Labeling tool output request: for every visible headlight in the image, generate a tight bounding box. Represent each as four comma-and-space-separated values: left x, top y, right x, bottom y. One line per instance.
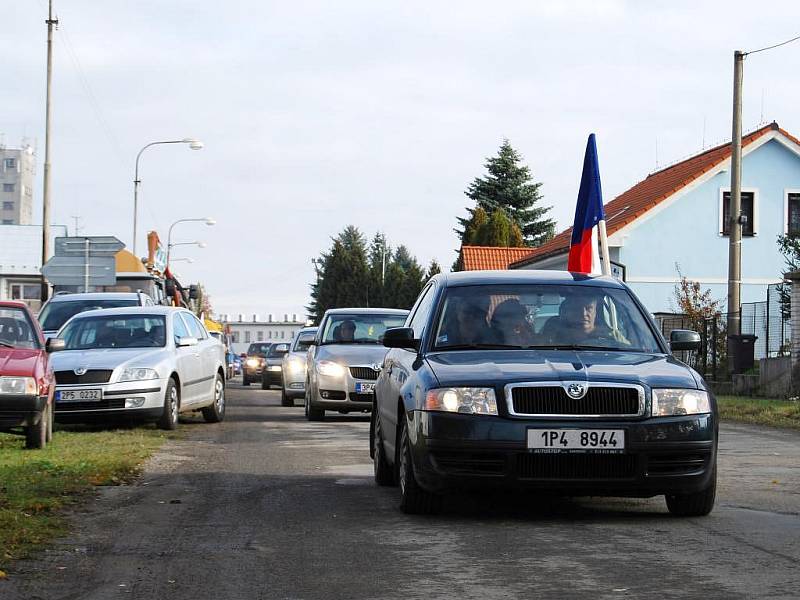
425, 388, 498, 416
651, 389, 711, 416
118, 368, 159, 383
0, 376, 37, 395
287, 358, 304, 373
317, 360, 345, 378
246, 358, 259, 367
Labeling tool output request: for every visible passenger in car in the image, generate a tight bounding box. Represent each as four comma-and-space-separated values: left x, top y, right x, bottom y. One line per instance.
438, 298, 492, 346
490, 299, 536, 346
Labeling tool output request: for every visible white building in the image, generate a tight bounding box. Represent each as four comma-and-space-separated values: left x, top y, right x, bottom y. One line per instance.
0, 224, 68, 311
0, 142, 35, 225
221, 313, 307, 354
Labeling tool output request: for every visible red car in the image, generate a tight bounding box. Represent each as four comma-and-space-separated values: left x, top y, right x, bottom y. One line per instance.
0, 301, 63, 449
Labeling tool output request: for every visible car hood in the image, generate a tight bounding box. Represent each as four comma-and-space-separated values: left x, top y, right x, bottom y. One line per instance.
50, 348, 166, 372
0, 347, 43, 377
316, 344, 389, 366
425, 350, 700, 389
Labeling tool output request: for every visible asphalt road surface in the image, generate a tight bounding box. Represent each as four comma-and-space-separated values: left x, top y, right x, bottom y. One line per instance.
4, 382, 800, 599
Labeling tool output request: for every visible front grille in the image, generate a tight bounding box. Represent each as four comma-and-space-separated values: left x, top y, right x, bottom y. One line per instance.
511, 385, 641, 416
517, 453, 637, 479
349, 393, 374, 403
432, 452, 506, 476
55, 399, 126, 411
647, 453, 707, 476
349, 366, 379, 380
55, 370, 113, 385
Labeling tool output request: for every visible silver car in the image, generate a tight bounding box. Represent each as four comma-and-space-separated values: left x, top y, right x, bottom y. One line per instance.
37, 292, 154, 339
50, 306, 226, 429
305, 308, 409, 421
280, 326, 317, 406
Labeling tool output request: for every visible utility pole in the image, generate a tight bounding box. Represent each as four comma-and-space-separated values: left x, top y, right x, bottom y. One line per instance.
40, 0, 58, 302
727, 50, 744, 373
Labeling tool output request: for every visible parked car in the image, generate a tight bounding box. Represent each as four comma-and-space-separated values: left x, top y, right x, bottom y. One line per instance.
0, 301, 63, 448
305, 308, 409, 421
242, 343, 271, 386
261, 342, 290, 390
280, 327, 317, 406
50, 306, 226, 429
372, 270, 717, 516
37, 292, 154, 339
232, 355, 242, 376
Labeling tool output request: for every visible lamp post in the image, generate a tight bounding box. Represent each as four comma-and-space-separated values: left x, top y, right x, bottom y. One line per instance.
166, 217, 215, 266
133, 138, 204, 255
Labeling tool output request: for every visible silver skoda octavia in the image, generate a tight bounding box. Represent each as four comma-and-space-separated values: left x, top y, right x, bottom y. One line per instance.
305, 308, 409, 421
50, 306, 227, 429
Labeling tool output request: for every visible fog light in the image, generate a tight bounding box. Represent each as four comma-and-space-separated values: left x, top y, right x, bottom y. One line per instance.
125, 398, 146, 408
321, 391, 330, 399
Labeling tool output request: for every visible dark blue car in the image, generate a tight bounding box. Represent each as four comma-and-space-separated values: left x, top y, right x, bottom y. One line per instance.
371, 270, 716, 516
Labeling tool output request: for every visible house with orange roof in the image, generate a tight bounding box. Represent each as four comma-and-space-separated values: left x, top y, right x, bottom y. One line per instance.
509, 121, 800, 313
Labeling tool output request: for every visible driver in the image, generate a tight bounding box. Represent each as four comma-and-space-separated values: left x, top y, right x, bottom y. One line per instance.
337, 319, 356, 343
550, 292, 626, 345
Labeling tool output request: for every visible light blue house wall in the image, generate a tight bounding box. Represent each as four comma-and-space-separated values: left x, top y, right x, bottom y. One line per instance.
611, 138, 800, 313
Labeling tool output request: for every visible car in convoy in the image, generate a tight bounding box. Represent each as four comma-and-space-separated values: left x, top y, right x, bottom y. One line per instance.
0, 301, 63, 448
242, 342, 271, 386
261, 342, 290, 390
280, 327, 317, 406
232, 355, 242, 376
305, 308, 409, 421
37, 292, 154, 339
50, 306, 226, 429
371, 271, 717, 516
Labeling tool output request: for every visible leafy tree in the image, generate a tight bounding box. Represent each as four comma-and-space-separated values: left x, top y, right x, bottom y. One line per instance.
776, 234, 799, 319
456, 139, 555, 246
672, 265, 726, 373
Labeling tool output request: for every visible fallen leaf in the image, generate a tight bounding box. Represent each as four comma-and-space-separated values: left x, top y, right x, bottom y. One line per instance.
0, 570, 7, 580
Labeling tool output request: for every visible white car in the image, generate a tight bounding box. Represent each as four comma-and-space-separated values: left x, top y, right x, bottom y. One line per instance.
50, 306, 226, 429
38, 292, 154, 339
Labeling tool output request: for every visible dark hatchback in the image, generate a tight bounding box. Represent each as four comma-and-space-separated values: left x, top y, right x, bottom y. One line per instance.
371, 271, 717, 516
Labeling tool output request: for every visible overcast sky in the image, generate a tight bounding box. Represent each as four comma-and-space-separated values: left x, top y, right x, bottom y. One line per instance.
5, 1, 800, 319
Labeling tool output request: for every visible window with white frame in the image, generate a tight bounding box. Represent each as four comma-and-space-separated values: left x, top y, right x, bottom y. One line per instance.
10, 283, 40, 301
720, 189, 756, 236
244, 331, 251, 343
4, 158, 16, 170
786, 191, 800, 236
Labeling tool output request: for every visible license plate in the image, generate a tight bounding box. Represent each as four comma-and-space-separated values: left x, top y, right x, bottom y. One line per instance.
527, 429, 624, 453
355, 382, 375, 394
56, 389, 103, 402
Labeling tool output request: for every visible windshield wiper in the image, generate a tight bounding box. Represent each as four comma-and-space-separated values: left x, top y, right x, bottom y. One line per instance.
0, 342, 15, 348
528, 344, 630, 352
435, 343, 524, 350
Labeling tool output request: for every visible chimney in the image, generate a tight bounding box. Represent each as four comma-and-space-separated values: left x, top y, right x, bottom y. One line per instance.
252, 314, 257, 322
238, 313, 243, 322
292, 313, 297, 322
284, 313, 288, 322
268, 314, 273, 323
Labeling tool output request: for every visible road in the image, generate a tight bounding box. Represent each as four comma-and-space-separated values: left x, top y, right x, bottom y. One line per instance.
3, 382, 800, 599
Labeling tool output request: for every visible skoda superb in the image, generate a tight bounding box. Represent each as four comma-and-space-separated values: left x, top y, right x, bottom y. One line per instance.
371, 271, 717, 516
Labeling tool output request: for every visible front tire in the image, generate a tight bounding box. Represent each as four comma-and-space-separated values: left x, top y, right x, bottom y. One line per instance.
398, 416, 441, 514
242, 375, 251, 386
281, 387, 294, 407
373, 410, 395, 487
158, 378, 180, 430
665, 465, 716, 517
304, 391, 324, 421
25, 403, 49, 449
202, 373, 226, 423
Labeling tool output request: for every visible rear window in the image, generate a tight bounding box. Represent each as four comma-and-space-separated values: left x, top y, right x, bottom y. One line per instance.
39, 299, 139, 332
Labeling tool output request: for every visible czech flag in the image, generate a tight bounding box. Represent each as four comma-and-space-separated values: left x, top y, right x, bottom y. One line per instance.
567, 133, 605, 274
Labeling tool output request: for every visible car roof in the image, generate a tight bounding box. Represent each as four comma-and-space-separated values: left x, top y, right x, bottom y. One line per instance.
63, 306, 188, 319
48, 292, 144, 302
436, 270, 626, 289
0, 300, 31, 310
323, 308, 410, 316
297, 326, 317, 333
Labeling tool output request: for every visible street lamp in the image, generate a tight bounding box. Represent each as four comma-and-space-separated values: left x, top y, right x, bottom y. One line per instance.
170, 257, 195, 264
132, 138, 204, 255
166, 217, 215, 265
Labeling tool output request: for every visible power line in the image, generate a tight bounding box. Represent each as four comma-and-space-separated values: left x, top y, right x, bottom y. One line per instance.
746, 34, 800, 56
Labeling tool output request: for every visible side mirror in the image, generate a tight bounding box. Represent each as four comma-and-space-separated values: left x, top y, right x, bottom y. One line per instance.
164, 279, 177, 297
383, 327, 419, 351
46, 338, 65, 353
176, 336, 199, 348
670, 329, 701, 352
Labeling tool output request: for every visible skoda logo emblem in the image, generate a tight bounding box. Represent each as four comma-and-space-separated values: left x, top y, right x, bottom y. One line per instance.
371, 363, 382, 372
566, 383, 586, 399
74, 367, 88, 376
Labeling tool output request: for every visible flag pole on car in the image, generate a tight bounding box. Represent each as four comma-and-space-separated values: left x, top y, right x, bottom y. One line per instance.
567, 133, 611, 276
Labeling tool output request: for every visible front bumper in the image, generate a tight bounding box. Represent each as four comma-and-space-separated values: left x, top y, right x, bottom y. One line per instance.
408, 411, 717, 496
309, 369, 376, 412
0, 394, 47, 428
263, 367, 284, 385
54, 379, 164, 422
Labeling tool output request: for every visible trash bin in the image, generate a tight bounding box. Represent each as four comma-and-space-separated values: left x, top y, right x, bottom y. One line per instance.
728, 334, 757, 374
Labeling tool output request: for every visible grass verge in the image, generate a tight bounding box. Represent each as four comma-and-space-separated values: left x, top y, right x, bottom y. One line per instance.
0, 424, 175, 570
717, 395, 800, 430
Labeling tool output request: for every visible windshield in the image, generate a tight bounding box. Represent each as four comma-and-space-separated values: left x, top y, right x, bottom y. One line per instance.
60, 315, 166, 350
433, 285, 661, 353
39, 299, 139, 331
0, 308, 40, 350
293, 331, 316, 352
268, 343, 290, 357
321, 313, 407, 345
247, 343, 271, 356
